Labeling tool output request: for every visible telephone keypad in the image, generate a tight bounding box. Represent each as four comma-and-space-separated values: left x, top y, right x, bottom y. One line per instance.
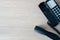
52, 6, 60, 21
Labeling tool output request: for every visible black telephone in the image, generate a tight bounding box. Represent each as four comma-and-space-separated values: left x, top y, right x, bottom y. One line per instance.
35, 0, 60, 40
39, 0, 60, 27
39, 0, 60, 34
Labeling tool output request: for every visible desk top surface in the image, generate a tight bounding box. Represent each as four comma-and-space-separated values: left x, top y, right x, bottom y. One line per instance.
0, 0, 60, 40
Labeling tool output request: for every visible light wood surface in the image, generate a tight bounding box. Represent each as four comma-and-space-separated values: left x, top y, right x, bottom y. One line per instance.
0, 0, 60, 40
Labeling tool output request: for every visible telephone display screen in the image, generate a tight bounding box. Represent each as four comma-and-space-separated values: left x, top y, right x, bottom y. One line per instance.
47, 0, 57, 9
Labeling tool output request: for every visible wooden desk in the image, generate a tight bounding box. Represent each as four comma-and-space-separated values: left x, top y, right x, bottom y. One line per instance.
0, 0, 59, 40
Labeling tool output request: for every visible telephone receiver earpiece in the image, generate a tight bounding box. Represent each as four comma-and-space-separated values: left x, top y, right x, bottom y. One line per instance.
34, 26, 60, 40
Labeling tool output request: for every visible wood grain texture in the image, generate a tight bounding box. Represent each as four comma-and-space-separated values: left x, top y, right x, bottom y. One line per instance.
0, 0, 59, 40
55, 0, 60, 6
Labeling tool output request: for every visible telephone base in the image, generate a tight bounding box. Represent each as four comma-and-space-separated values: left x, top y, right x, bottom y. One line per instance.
47, 21, 58, 27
